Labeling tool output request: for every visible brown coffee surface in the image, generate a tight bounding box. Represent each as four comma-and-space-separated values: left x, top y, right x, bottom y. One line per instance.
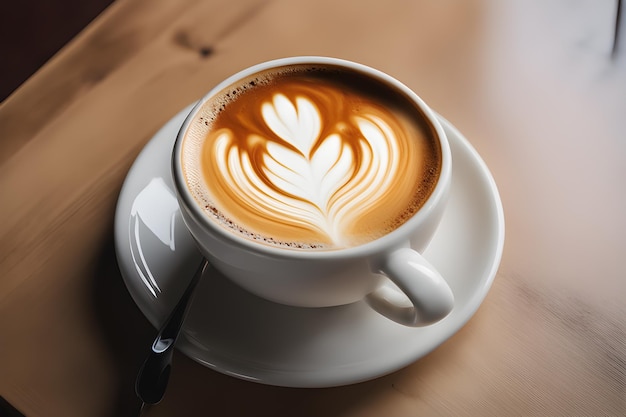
182, 64, 441, 250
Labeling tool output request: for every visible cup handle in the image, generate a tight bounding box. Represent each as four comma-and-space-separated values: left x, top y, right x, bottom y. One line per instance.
367, 247, 454, 327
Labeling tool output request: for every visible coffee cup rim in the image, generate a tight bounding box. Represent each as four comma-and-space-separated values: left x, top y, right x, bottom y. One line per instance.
173, 56, 451, 260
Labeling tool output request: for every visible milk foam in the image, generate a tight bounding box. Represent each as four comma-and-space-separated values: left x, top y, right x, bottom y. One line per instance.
182, 65, 441, 249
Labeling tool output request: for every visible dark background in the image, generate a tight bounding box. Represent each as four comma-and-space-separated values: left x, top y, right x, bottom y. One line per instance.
0, 0, 115, 101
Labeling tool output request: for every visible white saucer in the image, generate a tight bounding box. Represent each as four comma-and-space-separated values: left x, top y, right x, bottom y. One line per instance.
114, 105, 504, 388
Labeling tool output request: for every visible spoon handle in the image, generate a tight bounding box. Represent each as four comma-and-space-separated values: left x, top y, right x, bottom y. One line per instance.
135, 259, 208, 405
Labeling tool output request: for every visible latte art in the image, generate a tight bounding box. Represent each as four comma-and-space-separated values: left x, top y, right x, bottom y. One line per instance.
182, 66, 441, 249
213, 93, 401, 246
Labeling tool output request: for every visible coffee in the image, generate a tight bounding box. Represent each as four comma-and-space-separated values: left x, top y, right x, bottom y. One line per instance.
181, 64, 441, 250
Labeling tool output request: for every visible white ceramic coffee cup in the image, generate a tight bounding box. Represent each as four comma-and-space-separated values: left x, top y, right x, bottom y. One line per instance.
172, 57, 453, 326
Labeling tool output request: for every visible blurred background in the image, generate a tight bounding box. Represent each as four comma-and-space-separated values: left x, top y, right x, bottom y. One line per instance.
1, 0, 622, 102
0, 0, 114, 101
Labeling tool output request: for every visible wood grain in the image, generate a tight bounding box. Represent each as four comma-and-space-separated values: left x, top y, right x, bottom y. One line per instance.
1, 0, 624, 416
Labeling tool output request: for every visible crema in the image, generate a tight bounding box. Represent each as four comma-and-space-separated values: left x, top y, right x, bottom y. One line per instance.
181, 65, 441, 250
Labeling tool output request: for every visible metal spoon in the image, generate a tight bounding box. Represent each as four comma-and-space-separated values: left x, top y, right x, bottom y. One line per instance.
135, 259, 209, 405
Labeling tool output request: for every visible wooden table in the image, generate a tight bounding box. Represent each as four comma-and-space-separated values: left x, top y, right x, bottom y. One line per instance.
1, 1, 624, 416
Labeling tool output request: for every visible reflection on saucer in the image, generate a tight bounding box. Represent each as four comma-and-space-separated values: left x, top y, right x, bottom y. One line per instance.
129, 178, 180, 297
